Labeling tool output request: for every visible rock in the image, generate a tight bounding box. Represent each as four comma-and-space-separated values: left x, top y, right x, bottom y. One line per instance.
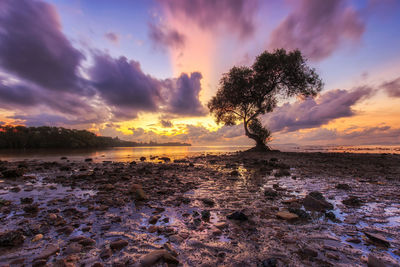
276, 211, 299, 221
77, 237, 96, 247
35, 244, 60, 260
64, 242, 82, 255
129, 184, 148, 201
368, 254, 387, 267
342, 196, 362, 207
23, 204, 39, 213
336, 183, 351, 190
288, 208, 310, 220
163, 243, 178, 257
57, 226, 74, 235
364, 232, 390, 247
92, 263, 104, 267
346, 237, 361, 244
20, 197, 34, 204
100, 247, 112, 259
260, 258, 278, 267
32, 259, 47, 267
148, 225, 158, 233
135, 249, 179, 267
110, 239, 128, 250
140, 157, 146, 161
298, 247, 318, 259
2, 168, 25, 178
32, 234, 43, 242
84, 158, 93, 162
215, 222, 227, 229
264, 188, 278, 199
212, 228, 222, 235
48, 213, 58, 220
201, 210, 211, 221
149, 215, 160, 224
303, 191, 333, 211
200, 198, 215, 207
0, 229, 25, 247
227, 211, 248, 221
159, 157, 171, 162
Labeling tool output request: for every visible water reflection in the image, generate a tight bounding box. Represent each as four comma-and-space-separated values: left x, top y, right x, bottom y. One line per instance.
0, 146, 252, 162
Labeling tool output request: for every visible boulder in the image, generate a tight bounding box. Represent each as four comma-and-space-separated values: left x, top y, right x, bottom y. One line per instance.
303, 191, 333, 211
0, 229, 25, 247
135, 249, 179, 267
110, 239, 128, 250
227, 211, 248, 221
276, 211, 299, 221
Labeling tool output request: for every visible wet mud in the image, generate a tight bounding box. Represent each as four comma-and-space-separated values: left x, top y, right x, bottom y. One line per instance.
0, 152, 399, 266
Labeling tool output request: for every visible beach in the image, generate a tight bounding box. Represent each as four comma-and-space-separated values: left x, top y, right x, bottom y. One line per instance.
0, 151, 399, 266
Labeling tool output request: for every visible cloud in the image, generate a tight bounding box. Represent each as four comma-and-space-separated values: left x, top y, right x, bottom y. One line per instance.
268, 0, 365, 61
264, 86, 374, 132
89, 52, 163, 119
163, 72, 207, 116
158, 0, 258, 39
160, 120, 173, 127
104, 32, 119, 44
381, 77, 400, 97
149, 23, 185, 49
10, 113, 98, 127
0, 0, 85, 92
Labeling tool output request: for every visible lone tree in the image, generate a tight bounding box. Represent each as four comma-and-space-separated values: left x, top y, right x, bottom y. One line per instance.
208, 49, 323, 151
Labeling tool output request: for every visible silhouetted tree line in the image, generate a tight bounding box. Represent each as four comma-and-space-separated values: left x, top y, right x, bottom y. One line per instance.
0, 125, 136, 149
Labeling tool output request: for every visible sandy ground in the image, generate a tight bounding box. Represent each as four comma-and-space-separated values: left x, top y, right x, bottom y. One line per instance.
0, 151, 400, 267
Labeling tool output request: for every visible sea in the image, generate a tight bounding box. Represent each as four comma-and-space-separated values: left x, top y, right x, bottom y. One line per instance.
0, 144, 399, 162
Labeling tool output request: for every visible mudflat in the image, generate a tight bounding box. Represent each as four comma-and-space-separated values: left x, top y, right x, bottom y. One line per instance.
0, 151, 399, 266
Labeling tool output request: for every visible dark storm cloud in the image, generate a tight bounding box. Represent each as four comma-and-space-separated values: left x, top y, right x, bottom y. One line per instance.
264, 86, 373, 132
10, 113, 98, 127
149, 23, 185, 49
0, 0, 85, 92
269, 0, 365, 61
164, 72, 207, 116
105, 32, 119, 44
381, 77, 400, 97
89, 52, 163, 119
158, 0, 258, 39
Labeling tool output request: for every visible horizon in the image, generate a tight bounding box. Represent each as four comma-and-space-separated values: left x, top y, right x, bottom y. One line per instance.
0, 0, 400, 147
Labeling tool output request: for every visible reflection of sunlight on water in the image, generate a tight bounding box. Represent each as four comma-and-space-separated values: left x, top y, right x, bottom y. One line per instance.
0, 146, 252, 162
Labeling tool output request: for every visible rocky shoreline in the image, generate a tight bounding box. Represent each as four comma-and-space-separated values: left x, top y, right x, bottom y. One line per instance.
0, 151, 399, 266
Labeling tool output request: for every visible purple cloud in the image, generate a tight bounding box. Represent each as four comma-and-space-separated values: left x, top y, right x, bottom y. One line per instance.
381, 77, 400, 97
264, 86, 373, 132
158, 0, 258, 39
105, 32, 119, 44
0, 0, 85, 92
149, 23, 185, 49
268, 0, 365, 61
89, 52, 162, 119
164, 72, 207, 116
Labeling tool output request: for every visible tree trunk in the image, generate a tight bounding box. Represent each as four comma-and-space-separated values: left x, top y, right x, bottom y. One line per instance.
243, 120, 270, 151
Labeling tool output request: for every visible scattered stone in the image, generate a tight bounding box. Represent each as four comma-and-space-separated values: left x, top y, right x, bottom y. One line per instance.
23, 204, 39, 213
0, 229, 24, 247
84, 158, 93, 162
288, 207, 310, 220
346, 237, 361, 244
140, 157, 146, 161
129, 184, 148, 201
298, 247, 318, 259
135, 249, 179, 267
110, 239, 128, 250
260, 258, 278, 267
20, 197, 34, 204
264, 188, 278, 199
200, 198, 215, 207
100, 247, 112, 259
364, 232, 390, 247
368, 254, 387, 267
64, 242, 82, 255
35, 244, 60, 260
148, 225, 158, 233
342, 196, 363, 207
276, 211, 299, 221
149, 215, 160, 224
2, 168, 24, 178
215, 222, 227, 229
77, 237, 96, 247
201, 210, 211, 221
336, 183, 351, 190
303, 191, 333, 211
227, 211, 248, 221
32, 233, 43, 242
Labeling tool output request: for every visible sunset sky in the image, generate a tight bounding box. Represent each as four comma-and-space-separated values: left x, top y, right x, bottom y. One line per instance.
0, 0, 399, 146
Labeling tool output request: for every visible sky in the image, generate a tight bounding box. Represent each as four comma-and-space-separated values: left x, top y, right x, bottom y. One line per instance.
0, 0, 399, 146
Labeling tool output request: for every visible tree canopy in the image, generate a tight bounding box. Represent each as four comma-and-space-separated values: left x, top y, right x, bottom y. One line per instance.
208, 49, 323, 151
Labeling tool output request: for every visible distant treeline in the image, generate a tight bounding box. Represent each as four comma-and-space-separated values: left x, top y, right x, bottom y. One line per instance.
0, 126, 190, 149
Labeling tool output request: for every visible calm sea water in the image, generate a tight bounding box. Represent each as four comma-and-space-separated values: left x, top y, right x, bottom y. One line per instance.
0, 144, 399, 162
